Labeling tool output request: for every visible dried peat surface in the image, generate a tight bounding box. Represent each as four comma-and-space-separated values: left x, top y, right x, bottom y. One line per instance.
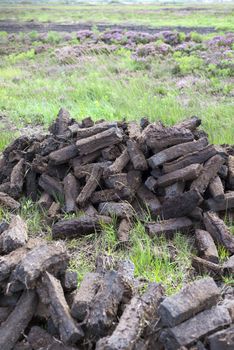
0, 21, 217, 34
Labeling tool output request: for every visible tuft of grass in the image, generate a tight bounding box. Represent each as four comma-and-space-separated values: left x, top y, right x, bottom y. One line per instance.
19, 198, 46, 236
0, 131, 19, 152
231, 226, 234, 236
98, 218, 119, 255
0, 197, 47, 238
67, 218, 194, 294
190, 32, 203, 43
129, 222, 193, 294
47, 31, 62, 45
8, 49, 35, 64
217, 245, 230, 264
0, 207, 11, 223
222, 276, 234, 286
67, 233, 98, 285
68, 250, 94, 285
0, 67, 22, 80
174, 55, 204, 75
28, 30, 39, 41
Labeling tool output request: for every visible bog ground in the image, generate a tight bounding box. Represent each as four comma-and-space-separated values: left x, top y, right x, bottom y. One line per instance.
0, 1, 233, 293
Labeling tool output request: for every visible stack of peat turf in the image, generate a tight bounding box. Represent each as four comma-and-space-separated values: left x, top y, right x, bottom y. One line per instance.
0, 214, 233, 349
159, 277, 234, 350
0, 214, 165, 349
0, 108, 234, 279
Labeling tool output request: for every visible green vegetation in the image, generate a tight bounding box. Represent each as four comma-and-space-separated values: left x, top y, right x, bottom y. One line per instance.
218, 244, 230, 263
129, 222, 193, 294
0, 131, 18, 151
190, 31, 203, 43
0, 43, 233, 144
12, 195, 231, 293
8, 49, 35, 64
174, 55, 204, 74
0, 198, 194, 294
20, 198, 46, 236
68, 219, 194, 294
9, 197, 231, 292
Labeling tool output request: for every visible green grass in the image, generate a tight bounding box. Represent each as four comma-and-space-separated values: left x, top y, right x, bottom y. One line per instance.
0, 131, 19, 152
12, 198, 233, 292
0, 197, 51, 238
129, 222, 193, 294
0, 206, 11, 223
67, 219, 194, 294
0, 47, 233, 144
19, 198, 48, 236
0, 3, 234, 31
218, 245, 230, 263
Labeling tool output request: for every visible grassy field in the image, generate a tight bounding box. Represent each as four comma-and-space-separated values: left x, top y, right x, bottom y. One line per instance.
0, 3, 234, 31
0, 2, 234, 292
0, 31, 233, 146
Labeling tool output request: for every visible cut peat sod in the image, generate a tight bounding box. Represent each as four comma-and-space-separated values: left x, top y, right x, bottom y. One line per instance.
0, 108, 234, 349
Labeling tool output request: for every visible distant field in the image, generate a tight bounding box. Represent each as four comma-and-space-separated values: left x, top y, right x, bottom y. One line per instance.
0, 3, 234, 31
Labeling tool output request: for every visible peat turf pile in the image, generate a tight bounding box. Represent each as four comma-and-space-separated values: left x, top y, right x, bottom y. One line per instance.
0, 108, 234, 278
0, 214, 233, 349
0, 214, 162, 350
